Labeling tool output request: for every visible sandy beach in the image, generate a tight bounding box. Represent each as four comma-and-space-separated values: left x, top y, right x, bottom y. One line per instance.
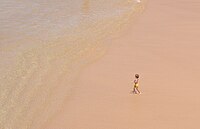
44, 0, 200, 129
1, 0, 141, 128
1, 0, 200, 129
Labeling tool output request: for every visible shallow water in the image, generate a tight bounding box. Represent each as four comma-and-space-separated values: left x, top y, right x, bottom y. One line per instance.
0, 0, 143, 128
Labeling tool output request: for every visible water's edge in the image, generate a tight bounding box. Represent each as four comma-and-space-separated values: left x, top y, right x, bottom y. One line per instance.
0, 1, 144, 128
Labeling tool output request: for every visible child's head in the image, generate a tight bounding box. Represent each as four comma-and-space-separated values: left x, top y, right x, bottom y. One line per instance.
135, 74, 139, 79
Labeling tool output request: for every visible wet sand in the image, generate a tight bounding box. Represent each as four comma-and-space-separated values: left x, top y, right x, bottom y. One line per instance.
45, 0, 200, 129
0, 1, 142, 128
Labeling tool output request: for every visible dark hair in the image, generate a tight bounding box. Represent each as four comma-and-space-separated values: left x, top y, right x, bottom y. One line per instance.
135, 74, 139, 78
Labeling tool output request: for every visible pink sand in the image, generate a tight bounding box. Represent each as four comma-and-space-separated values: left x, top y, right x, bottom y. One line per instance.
44, 0, 200, 128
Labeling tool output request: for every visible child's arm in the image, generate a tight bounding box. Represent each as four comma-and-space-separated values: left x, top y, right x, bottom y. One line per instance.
135, 79, 139, 84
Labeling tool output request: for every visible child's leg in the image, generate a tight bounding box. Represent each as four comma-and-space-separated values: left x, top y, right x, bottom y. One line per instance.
133, 87, 136, 94
136, 87, 141, 94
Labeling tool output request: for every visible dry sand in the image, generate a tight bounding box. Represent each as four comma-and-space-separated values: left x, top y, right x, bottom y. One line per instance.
44, 0, 200, 129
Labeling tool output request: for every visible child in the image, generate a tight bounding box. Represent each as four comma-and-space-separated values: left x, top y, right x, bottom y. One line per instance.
133, 74, 141, 94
